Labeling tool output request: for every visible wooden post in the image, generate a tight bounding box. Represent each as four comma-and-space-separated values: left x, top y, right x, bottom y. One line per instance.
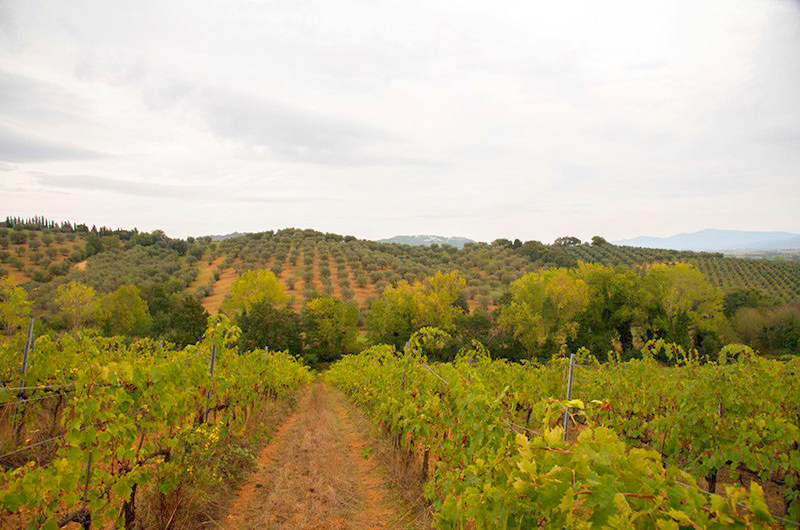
204, 344, 216, 423
707, 398, 723, 493
14, 318, 35, 445
83, 450, 93, 500
82, 450, 93, 529
562, 353, 575, 442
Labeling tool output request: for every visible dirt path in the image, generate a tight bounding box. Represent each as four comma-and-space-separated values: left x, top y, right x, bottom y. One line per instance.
223, 381, 412, 529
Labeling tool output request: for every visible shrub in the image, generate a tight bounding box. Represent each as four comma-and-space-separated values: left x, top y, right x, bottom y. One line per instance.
9, 231, 26, 245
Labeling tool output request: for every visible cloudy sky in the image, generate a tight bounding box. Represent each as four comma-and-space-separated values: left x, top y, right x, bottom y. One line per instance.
1, 0, 798, 242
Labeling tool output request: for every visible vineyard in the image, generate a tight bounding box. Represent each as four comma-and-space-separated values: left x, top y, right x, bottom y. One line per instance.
0, 313, 799, 526
0, 316, 312, 528
326, 329, 799, 528
566, 245, 800, 304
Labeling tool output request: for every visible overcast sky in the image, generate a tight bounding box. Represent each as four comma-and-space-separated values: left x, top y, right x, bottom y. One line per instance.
1, 0, 798, 242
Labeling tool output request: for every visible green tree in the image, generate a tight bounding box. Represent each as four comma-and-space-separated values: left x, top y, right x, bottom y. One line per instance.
237, 300, 301, 354
591, 235, 609, 246
0, 278, 31, 335
9, 231, 26, 245
54, 281, 100, 329
413, 270, 467, 330
101, 284, 152, 336
140, 283, 171, 336
302, 297, 358, 363
723, 287, 768, 318
220, 269, 288, 316
498, 268, 589, 358
574, 263, 646, 356
365, 281, 417, 348
84, 233, 103, 257
166, 294, 209, 347
642, 263, 723, 350
553, 236, 581, 247
518, 241, 576, 268
365, 270, 466, 349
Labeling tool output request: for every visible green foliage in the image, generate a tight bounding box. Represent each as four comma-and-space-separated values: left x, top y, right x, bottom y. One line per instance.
0, 278, 31, 334
326, 340, 785, 527
140, 284, 208, 346
643, 263, 723, 348
498, 268, 589, 357
553, 235, 582, 247
732, 304, 800, 355
100, 284, 152, 336
575, 263, 645, 356
565, 244, 800, 304
237, 300, 301, 355
0, 321, 312, 527
84, 232, 103, 257
220, 269, 288, 316
55, 281, 100, 329
723, 287, 769, 317
166, 294, 209, 347
9, 230, 26, 245
366, 270, 466, 348
301, 296, 358, 363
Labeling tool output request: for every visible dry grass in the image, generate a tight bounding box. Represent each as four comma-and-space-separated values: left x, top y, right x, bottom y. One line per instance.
330, 390, 432, 530
2, 236, 87, 285
188, 257, 224, 293
135, 392, 300, 530
223, 380, 426, 530
226, 382, 357, 529
201, 268, 238, 315
0, 394, 69, 470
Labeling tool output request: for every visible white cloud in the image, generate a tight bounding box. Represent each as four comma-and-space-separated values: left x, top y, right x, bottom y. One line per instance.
0, 0, 798, 242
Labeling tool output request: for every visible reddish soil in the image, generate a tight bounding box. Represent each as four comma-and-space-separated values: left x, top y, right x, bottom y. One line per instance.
3, 237, 87, 285
310, 248, 324, 293
280, 249, 306, 312
343, 262, 379, 309
188, 257, 224, 292
202, 267, 238, 314
327, 255, 344, 299
222, 381, 416, 530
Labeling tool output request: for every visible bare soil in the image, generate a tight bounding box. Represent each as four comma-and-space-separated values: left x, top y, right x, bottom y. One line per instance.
189, 257, 224, 292
202, 267, 238, 315
222, 380, 426, 530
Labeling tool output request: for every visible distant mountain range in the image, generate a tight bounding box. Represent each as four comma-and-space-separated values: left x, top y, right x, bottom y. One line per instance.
207, 231, 250, 241
377, 235, 476, 249
614, 229, 800, 251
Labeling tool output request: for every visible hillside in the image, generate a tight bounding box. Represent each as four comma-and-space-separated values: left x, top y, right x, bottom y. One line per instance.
200, 230, 800, 314
0, 228, 90, 286
8, 223, 800, 326
615, 229, 800, 251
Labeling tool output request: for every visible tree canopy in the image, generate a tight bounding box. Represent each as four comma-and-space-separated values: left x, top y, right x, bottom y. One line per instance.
101, 284, 152, 336
220, 269, 288, 316
366, 270, 466, 348
498, 268, 589, 357
302, 297, 359, 363
55, 281, 99, 329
